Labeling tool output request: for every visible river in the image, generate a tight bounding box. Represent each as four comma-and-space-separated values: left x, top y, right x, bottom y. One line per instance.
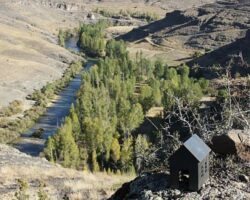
13, 36, 92, 156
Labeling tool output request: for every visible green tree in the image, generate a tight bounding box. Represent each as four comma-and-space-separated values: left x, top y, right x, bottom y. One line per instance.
44, 137, 55, 162
120, 137, 133, 172
110, 137, 121, 163
69, 105, 81, 141
140, 85, 154, 112
154, 59, 165, 78
91, 150, 100, 172
135, 134, 149, 158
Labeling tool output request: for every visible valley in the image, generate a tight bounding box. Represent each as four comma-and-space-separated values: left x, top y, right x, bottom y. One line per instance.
0, 0, 249, 200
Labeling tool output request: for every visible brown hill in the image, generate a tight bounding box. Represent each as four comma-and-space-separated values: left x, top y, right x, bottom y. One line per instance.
118, 1, 250, 51
188, 29, 250, 79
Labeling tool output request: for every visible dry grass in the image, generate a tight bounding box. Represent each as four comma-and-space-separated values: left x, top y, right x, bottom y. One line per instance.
0, 2, 83, 109
127, 37, 195, 66
0, 144, 134, 199
89, 2, 166, 18
146, 107, 164, 118
105, 26, 137, 35
0, 161, 133, 200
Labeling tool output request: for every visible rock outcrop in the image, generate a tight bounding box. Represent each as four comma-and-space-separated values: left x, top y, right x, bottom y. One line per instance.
109, 172, 250, 200
188, 29, 250, 78
118, 1, 250, 51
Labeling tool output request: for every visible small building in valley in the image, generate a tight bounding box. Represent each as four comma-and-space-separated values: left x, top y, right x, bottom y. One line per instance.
169, 134, 211, 191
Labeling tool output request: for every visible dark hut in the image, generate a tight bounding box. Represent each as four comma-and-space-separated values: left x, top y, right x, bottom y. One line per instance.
169, 134, 211, 191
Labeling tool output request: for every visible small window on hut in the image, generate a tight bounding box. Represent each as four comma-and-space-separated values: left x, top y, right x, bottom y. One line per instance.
201, 165, 204, 177
204, 161, 208, 173
179, 170, 190, 189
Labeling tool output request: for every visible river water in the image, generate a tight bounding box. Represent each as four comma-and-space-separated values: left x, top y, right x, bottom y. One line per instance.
13, 36, 91, 156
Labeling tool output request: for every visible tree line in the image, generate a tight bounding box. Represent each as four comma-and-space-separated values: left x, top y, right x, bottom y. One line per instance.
0, 61, 82, 143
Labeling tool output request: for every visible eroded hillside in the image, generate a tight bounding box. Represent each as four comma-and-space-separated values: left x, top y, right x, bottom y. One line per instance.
188, 29, 250, 78
0, 144, 133, 200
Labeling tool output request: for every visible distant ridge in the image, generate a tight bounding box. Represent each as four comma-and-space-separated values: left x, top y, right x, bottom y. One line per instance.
118, 1, 250, 51
188, 30, 250, 79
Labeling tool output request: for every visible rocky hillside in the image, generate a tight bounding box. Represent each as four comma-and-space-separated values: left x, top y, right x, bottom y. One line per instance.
109, 171, 250, 200
109, 130, 250, 200
0, 144, 133, 200
118, 0, 250, 51
188, 29, 250, 78
35, 0, 216, 11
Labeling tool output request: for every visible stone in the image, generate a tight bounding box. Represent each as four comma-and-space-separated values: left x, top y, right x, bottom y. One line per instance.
109, 172, 250, 200
211, 129, 250, 161
239, 174, 249, 183
87, 13, 96, 20
173, 189, 181, 196
153, 196, 163, 200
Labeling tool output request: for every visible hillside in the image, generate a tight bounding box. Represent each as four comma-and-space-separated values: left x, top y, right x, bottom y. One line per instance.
188, 29, 250, 78
40, 0, 216, 11
0, 0, 89, 109
0, 144, 133, 200
118, 0, 250, 61
86, 0, 216, 11
109, 171, 250, 200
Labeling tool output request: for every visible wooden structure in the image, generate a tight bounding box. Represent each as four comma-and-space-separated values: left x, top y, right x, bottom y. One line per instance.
169, 134, 211, 191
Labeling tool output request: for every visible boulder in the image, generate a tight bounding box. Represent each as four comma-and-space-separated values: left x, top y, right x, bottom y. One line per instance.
87, 13, 96, 20
239, 174, 249, 183
211, 129, 250, 161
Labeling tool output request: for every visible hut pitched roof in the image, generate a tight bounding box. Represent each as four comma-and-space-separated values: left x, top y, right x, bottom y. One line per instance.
183, 134, 211, 162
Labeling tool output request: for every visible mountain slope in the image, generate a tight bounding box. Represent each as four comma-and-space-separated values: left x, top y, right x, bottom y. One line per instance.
188, 29, 250, 78
0, 0, 88, 108
118, 1, 250, 51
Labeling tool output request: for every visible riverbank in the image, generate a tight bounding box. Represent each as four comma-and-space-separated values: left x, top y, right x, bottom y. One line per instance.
0, 60, 84, 144
12, 65, 84, 156
10, 34, 100, 156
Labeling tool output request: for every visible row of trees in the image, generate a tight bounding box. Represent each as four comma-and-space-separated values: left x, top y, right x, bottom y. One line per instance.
95, 8, 159, 22
44, 23, 209, 173
0, 61, 82, 144
79, 20, 108, 57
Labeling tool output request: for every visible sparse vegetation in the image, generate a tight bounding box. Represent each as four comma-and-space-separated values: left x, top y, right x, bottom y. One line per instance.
0, 100, 22, 117
37, 181, 50, 200
193, 51, 203, 59
58, 29, 71, 47
14, 179, 29, 200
